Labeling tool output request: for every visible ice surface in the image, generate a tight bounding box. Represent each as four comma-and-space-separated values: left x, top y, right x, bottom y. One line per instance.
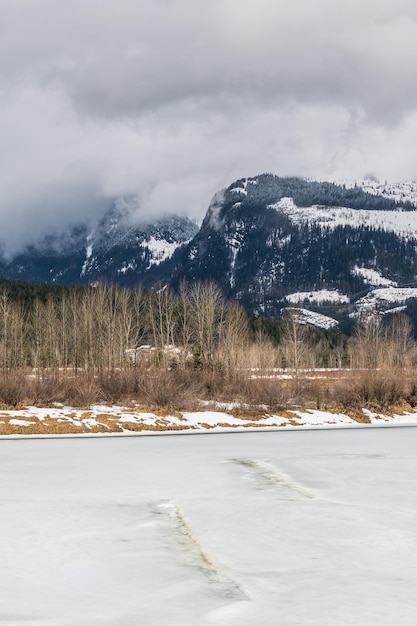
1, 428, 417, 625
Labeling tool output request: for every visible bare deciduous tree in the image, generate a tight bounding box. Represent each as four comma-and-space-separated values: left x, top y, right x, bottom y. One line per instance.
280, 308, 312, 375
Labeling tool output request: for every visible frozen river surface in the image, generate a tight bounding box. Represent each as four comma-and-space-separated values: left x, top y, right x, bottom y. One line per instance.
1, 428, 417, 625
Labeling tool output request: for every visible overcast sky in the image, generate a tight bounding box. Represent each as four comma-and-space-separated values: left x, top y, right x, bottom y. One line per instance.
1, 0, 417, 254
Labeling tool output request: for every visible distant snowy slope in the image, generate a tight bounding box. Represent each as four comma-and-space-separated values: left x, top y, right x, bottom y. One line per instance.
355, 287, 417, 312
352, 266, 397, 287
145, 236, 184, 267
344, 179, 417, 206
310, 177, 417, 206
272, 197, 417, 239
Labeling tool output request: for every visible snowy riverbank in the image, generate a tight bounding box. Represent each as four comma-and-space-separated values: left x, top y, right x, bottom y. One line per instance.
0, 402, 416, 436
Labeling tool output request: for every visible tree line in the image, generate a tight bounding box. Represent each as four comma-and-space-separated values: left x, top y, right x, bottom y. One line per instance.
228, 174, 416, 211
0, 281, 249, 374
0, 279, 415, 375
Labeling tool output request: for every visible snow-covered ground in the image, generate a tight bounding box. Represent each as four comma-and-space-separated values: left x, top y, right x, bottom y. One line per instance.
1, 427, 417, 625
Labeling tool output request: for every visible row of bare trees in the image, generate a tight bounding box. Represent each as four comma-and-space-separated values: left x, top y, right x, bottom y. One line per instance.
0, 281, 416, 377
348, 309, 416, 369
272, 308, 417, 373
0, 282, 250, 374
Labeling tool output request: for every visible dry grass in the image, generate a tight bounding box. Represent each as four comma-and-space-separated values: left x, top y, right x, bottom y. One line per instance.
0, 366, 416, 436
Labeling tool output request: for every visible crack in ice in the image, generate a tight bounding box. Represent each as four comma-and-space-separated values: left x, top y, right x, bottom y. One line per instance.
232, 459, 314, 500
153, 500, 249, 601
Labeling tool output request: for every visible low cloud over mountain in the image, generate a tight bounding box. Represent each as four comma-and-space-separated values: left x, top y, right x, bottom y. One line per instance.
1, 1, 417, 254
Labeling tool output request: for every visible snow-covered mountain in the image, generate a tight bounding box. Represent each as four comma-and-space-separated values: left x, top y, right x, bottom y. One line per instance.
0, 197, 198, 286
2, 174, 417, 325
164, 174, 417, 317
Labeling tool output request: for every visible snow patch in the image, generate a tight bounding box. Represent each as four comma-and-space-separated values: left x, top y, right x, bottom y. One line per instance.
352, 266, 397, 287
336, 178, 417, 207
286, 290, 350, 305
1, 401, 417, 437
80, 237, 94, 276
283, 307, 338, 329
356, 287, 417, 312
146, 237, 182, 267
118, 260, 137, 274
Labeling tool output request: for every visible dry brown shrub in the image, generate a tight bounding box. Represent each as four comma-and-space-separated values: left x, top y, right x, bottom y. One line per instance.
60, 376, 103, 407
241, 377, 290, 411
243, 375, 334, 412
98, 368, 142, 403
31, 376, 68, 407
197, 369, 236, 400
334, 369, 408, 412
0, 371, 31, 408
139, 369, 202, 411
342, 409, 372, 424
3, 361, 414, 419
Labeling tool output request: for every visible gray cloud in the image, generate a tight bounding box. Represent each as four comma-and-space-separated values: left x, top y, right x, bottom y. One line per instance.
0, 0, 417, 255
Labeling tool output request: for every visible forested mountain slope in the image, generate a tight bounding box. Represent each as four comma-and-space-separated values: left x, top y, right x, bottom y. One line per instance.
2, 175, 417, 318
165, 175, 417, 315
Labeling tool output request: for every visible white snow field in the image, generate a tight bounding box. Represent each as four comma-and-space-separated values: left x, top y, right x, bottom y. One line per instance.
1, 428, 417, 625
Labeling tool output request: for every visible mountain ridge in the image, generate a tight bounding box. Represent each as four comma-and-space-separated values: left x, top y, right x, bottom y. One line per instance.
2, 175, 417, 324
